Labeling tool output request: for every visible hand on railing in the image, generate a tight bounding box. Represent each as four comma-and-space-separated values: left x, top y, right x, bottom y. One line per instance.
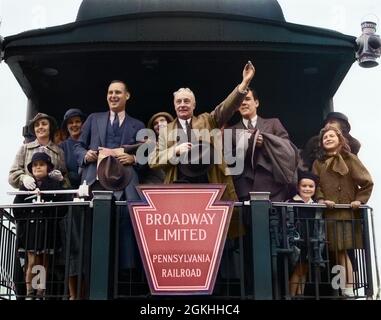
351, 200, 361, 209
319, 199, 335, 209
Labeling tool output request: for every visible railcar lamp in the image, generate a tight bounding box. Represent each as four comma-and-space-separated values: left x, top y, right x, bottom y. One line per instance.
356, 16, 381, 68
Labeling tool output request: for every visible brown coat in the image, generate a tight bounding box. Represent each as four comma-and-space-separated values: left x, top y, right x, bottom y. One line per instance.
149, 86, 247, 237
312, 151, 373, 250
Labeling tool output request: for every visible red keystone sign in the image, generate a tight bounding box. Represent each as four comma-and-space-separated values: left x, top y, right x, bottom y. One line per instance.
128, 184, 234, 295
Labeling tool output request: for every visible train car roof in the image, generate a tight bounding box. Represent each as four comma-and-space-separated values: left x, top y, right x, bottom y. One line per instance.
1, 0, 356, 145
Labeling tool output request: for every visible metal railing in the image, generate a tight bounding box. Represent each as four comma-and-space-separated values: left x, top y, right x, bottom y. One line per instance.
1, 191, 379, 300
0, 201, 91, 300
271, 202, 378, 300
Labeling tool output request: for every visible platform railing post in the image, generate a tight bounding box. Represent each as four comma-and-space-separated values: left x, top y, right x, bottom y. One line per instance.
249, 191, 273, 300
89, 191, 114, 300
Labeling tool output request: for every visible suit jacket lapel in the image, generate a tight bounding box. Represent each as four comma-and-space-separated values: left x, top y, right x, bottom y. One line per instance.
97, 112, 109, 146
166, 120, 178, 148
256, 116, 264, 131
121, 115, 136, 143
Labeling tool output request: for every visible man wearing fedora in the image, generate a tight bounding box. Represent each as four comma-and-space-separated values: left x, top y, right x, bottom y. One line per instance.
74, 80, 145, 270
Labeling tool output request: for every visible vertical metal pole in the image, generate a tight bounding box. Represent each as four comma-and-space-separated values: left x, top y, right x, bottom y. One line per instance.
89, 191, 114, 300
249, 192, 273, 300
362, 208, 374, 298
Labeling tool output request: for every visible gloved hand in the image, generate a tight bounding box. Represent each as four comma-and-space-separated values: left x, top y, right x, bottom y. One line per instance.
22, 175, 36, 190
48, 169, 64, 182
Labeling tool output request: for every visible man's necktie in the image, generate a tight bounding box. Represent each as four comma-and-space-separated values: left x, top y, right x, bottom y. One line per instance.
247, 121, 254, 130
186, 120, 192, 163
112, 113, 119, 132
186, 120, 192, 144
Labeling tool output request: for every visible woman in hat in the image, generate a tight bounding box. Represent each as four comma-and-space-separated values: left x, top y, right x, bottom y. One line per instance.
147, 112, 174, 137
139, 112, 174, 184
60, 108, 87, 188
59, 108, 90, 300
9, 112, 69, 190
312, 126, 373, 296
13, 152, 67, 299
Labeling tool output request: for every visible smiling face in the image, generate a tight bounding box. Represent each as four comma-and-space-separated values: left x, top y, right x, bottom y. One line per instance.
34, 118, 50, 140
298, 178, 316, 202
174, 89, 195, 120
322, 129, 340, 153
67, 116, 83, 139
32, 160, 48, 180
239, 90, 259, 120
152, 116, 168, 135
107, 82, 130, 113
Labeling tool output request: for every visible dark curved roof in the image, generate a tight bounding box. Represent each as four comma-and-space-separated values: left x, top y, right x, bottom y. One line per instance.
76, 0, 285, 22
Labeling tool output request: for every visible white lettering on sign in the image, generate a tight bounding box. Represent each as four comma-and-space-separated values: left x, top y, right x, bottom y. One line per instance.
146, 213, 216, 225
152, 253, 211, 263
162, 268, 202, 278
155, 228, 207, 241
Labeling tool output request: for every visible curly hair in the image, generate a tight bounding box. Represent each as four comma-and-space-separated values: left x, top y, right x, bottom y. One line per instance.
318, 125, 351, 158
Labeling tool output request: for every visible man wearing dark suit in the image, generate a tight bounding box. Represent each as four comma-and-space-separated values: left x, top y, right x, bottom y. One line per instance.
75, 80, 145, 270
228, 87, 296, 202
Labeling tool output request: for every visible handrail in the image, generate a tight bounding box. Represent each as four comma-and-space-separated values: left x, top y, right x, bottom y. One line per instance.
115, 200, 245, 207
272, 201, 372, 210
0, 201, 91, 209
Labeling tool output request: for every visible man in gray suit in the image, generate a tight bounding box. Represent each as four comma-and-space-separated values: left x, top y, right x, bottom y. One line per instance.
75, 80, 145, 270
227, 87, 298, 202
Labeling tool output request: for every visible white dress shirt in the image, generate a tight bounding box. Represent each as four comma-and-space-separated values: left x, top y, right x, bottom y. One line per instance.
242, 115, 258, 129
110, 110, 126, 127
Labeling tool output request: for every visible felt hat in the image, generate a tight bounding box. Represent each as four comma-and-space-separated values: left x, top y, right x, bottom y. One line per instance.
97, 156, 132, 191
61, 108, 87, 132
323, 112, 351, 131
27, 152, 54, 174
147, 112, 174, 131
297, 169, 319, 186
28, 113, 58, 140
178, 141, 214, 178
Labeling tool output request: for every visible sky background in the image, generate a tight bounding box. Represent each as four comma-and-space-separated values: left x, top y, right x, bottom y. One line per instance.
1, 0, 380, 291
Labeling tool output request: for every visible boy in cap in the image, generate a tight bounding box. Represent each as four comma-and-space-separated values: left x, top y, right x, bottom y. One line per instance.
286, 170, 324, 297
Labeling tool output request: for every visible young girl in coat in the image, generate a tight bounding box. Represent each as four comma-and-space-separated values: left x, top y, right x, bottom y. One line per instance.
287, 170, 320, 297
312, 125, 373, 296
13, 152, 65, 299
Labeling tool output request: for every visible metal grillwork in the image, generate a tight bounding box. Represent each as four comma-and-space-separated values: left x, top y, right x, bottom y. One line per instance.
1, 195, 379, 300
0, 202, 91, 300
271, 202, 376, 300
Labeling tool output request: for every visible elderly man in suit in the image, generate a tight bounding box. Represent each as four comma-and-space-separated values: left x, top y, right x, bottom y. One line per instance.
149, 62, 255, 242
75, 80, 145, 270
228, 87, 298, 202
149, 62, 255, 203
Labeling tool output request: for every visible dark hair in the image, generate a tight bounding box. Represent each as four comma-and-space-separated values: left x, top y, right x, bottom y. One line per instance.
109, 80, 129, 93
247, 87, 259, 100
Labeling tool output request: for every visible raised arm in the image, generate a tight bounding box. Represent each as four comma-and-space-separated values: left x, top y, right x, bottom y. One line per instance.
212, 61, 256, 127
